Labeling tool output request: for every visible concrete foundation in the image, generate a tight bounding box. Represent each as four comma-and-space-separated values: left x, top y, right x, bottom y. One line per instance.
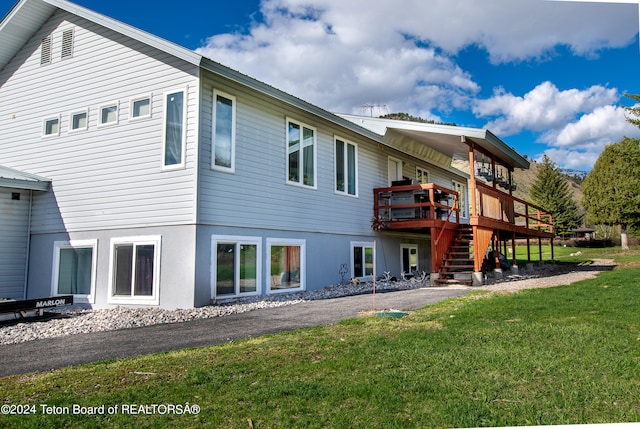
430, 273, 440, 285
472, 271, 484, 286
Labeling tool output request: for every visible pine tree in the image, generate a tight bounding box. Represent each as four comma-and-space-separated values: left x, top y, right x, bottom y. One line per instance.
529, 155, 582, 236
624, 93, 640, 128
582, 137, 640, 250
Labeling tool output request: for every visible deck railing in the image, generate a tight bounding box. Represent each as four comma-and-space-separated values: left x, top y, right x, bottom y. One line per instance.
474, 182, 553, 233
373, 183, 460, 227
373, 182, 553, 235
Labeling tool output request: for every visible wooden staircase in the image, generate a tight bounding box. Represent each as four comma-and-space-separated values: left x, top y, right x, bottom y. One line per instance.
433, 225, 474, 286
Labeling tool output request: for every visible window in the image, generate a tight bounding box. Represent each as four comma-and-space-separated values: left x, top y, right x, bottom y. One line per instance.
212, 90, 236, 172
286, 119, 316, 187
401, 244, 418, 275
212, 236, 261, 298
52, 240, 97, 303
43, 117, 60, 136
99, 103, 118, 126
416, 167, 429, 184
267, 239, 305, 293
131, 95, 151, 120
109, 236, 161, 305
351, 242, 374, 278
335, 137, 358, 196
70, 110, 88, 132
163, 90, 186, 168
61, 28, 74, 59
41, 35, 52, 65
452, 180, 468, 218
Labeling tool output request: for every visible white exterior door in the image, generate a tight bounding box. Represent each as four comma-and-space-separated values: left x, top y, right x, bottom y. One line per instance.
388, 157, 402, 186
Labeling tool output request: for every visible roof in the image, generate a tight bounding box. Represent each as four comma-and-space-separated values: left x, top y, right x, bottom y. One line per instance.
0, 0, 530, 173
0, 165, 51, 191
337, 115, 530, 170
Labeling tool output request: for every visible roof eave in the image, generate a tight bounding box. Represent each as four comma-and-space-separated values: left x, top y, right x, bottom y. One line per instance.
0, 177, 50, 191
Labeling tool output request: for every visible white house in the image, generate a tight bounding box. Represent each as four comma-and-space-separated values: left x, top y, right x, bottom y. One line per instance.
0, 0, 553, 309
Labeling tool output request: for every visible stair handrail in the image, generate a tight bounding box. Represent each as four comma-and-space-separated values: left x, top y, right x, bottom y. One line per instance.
434, 195, 459, 246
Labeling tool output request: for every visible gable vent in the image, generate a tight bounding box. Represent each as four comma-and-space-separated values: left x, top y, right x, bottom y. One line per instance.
61, 29, 74, 59
40, 35, 52, 65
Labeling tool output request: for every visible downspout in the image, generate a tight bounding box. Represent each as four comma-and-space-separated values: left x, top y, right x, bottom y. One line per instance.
23, 190, 33, 300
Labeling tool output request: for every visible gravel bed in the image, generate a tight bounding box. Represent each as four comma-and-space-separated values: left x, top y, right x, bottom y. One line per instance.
0, 259, 615, 346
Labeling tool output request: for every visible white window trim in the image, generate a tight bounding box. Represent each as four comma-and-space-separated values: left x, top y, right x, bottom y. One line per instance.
388, 156, 403, 186
42, 115, 61, 137
69, 109, 89, 133
212, 89, 237, 173
107, 235, 161, 306
266, 238, 306, 294
400, 243, 419, 275
285, 118, 317, 189
162, 88, 187, 171
211, 235, 261, 299
129, 94, 152, 121
334, 136, 359, 198
452, 179, 469, 219
98, 101, 119, 127
350, 241, 375, 280
51, 239, 98, 304
416, 166, 430, 184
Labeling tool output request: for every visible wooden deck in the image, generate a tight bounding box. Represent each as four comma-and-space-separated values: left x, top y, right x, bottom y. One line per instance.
373, 183, 553, 239
374, 183, 555, 279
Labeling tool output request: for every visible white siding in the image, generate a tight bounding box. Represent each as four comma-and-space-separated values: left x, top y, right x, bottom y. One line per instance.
198, 74, 391, 236
0, 188, 30, 299
0, 10, 199, 233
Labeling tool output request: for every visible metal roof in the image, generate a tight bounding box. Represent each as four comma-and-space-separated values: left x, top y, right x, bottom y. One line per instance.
337, 115, 530, 170
0, 165, 51, 191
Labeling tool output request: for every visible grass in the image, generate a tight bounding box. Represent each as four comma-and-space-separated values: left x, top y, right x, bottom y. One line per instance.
2, 248, 640, 428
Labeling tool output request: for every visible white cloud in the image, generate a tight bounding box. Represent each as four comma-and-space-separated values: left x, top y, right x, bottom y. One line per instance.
194, 0, 638, 171
196, 0, 636, 115
546, 105, 640, 148
538, 148, 601, 170
534, 104, 640, 170
474, 82, 620, 136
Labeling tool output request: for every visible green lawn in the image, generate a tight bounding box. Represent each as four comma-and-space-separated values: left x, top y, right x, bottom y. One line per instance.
2, 248, 640, 428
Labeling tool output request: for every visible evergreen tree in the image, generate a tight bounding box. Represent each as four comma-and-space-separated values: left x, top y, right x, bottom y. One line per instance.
529, 155, 582, 236
624, 93, 640, 128
582, 137, 640, 250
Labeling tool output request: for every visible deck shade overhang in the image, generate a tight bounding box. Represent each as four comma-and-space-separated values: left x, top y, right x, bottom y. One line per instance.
337, 114, 530, 172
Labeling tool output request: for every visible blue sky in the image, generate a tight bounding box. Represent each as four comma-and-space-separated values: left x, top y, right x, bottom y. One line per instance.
2, 0, 639, 171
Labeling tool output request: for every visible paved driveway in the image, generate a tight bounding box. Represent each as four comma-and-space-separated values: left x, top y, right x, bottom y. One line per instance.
0, 287, 470, 377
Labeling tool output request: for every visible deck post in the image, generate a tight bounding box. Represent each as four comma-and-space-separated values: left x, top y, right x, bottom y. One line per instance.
511, 232, 516, 266
467, 139, 477, 218
538, 238, 543, 265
